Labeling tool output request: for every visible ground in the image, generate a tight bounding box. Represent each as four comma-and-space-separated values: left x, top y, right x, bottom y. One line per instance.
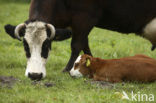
0, 0, 156, 103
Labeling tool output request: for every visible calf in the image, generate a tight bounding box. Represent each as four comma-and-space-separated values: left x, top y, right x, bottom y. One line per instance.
70, 54, 156, 83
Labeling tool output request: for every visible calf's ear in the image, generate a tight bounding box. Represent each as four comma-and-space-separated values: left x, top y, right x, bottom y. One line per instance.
86, 58, 91, 67
53, 29, 72, 41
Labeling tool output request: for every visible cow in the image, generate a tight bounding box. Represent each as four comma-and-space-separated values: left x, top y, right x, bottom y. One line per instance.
70, 54, 156, 83
4, 0, 156, 80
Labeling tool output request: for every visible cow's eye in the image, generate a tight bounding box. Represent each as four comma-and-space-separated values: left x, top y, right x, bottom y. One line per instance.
23, 38, 31, 58
41, 39, 51, 58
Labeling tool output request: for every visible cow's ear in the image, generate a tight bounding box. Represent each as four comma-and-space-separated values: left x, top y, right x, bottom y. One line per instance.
4, 24, 17, 39
53, 29, 72, 41
4, 24, 26, 41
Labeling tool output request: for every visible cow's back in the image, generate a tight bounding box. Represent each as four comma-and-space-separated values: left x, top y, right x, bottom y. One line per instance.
96, 0, 156, 34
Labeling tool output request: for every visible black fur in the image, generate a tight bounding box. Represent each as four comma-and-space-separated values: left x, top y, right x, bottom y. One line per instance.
45, 23, 72, 41
41, 39, 51, 58
151, 45, 156, 51
23, 39, 31, 58
19, 26, 26, 37
45, 25, 51, 38
4, 24, 16, 39
4, 24, 26, 41
54, 29, 72, 41
45, 24, 72, 41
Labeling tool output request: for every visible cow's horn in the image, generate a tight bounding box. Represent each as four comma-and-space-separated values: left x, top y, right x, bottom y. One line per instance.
46, 24, 55, 39
15, 23, 26, 41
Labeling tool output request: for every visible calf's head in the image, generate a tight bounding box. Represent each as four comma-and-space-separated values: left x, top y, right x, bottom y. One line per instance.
70, 54, 92, 78
4, 21, 71, 80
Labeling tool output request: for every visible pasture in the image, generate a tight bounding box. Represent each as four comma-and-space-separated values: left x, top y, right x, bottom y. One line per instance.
0, 0, 156, 103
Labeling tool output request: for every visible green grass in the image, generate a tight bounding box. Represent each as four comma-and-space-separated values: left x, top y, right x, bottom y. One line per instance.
0, 1, 156, 103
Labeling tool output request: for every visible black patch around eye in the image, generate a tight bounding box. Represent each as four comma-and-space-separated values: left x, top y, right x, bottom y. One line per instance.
23, 39, 31, 58
41, 39, 51, 58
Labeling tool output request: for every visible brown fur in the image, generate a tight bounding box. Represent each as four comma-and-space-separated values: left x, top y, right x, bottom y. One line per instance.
76, 54, 156, 83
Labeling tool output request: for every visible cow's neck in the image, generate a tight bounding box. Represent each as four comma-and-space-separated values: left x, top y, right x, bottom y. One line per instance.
28, 0, 56, 23
28, 0, 70, 28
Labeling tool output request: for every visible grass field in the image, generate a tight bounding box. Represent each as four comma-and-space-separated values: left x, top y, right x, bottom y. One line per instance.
0, 1, 156, 103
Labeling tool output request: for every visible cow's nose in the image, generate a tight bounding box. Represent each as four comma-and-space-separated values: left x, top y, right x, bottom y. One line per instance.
28, 73, 43, 81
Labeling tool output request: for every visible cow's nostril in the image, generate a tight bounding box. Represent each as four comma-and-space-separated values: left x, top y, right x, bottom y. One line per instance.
28, 73, 43, 81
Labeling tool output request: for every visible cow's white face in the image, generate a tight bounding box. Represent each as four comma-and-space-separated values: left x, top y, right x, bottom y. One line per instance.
24, 22, 48, 79
5, 21, 72, 80
15, 21, 55, 80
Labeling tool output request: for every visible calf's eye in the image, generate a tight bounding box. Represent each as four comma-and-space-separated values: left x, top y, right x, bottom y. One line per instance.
75, 63, 79, 67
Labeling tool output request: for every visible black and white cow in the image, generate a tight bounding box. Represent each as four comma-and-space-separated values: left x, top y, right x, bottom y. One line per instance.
5, 21, 71, 80
4, 0, 156, 80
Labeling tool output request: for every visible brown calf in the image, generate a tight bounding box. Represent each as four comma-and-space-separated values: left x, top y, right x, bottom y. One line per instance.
70, 54, 156, 83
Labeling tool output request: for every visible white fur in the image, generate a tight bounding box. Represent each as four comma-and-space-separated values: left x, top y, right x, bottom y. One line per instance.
25, 45, 47, 78
70, 55, 83, 77
75, 55, 81, 63
24, 21, 49, 78
70, 68, 82, 78
143, 18, 156, 44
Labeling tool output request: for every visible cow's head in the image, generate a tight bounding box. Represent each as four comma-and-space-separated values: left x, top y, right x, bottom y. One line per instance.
4, 21, 71, 80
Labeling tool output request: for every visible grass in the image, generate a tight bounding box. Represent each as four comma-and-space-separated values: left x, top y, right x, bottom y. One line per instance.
0, 1, 156, 103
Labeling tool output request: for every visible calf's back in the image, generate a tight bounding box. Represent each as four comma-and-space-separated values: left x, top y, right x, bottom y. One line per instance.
95, 55, 156, 82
